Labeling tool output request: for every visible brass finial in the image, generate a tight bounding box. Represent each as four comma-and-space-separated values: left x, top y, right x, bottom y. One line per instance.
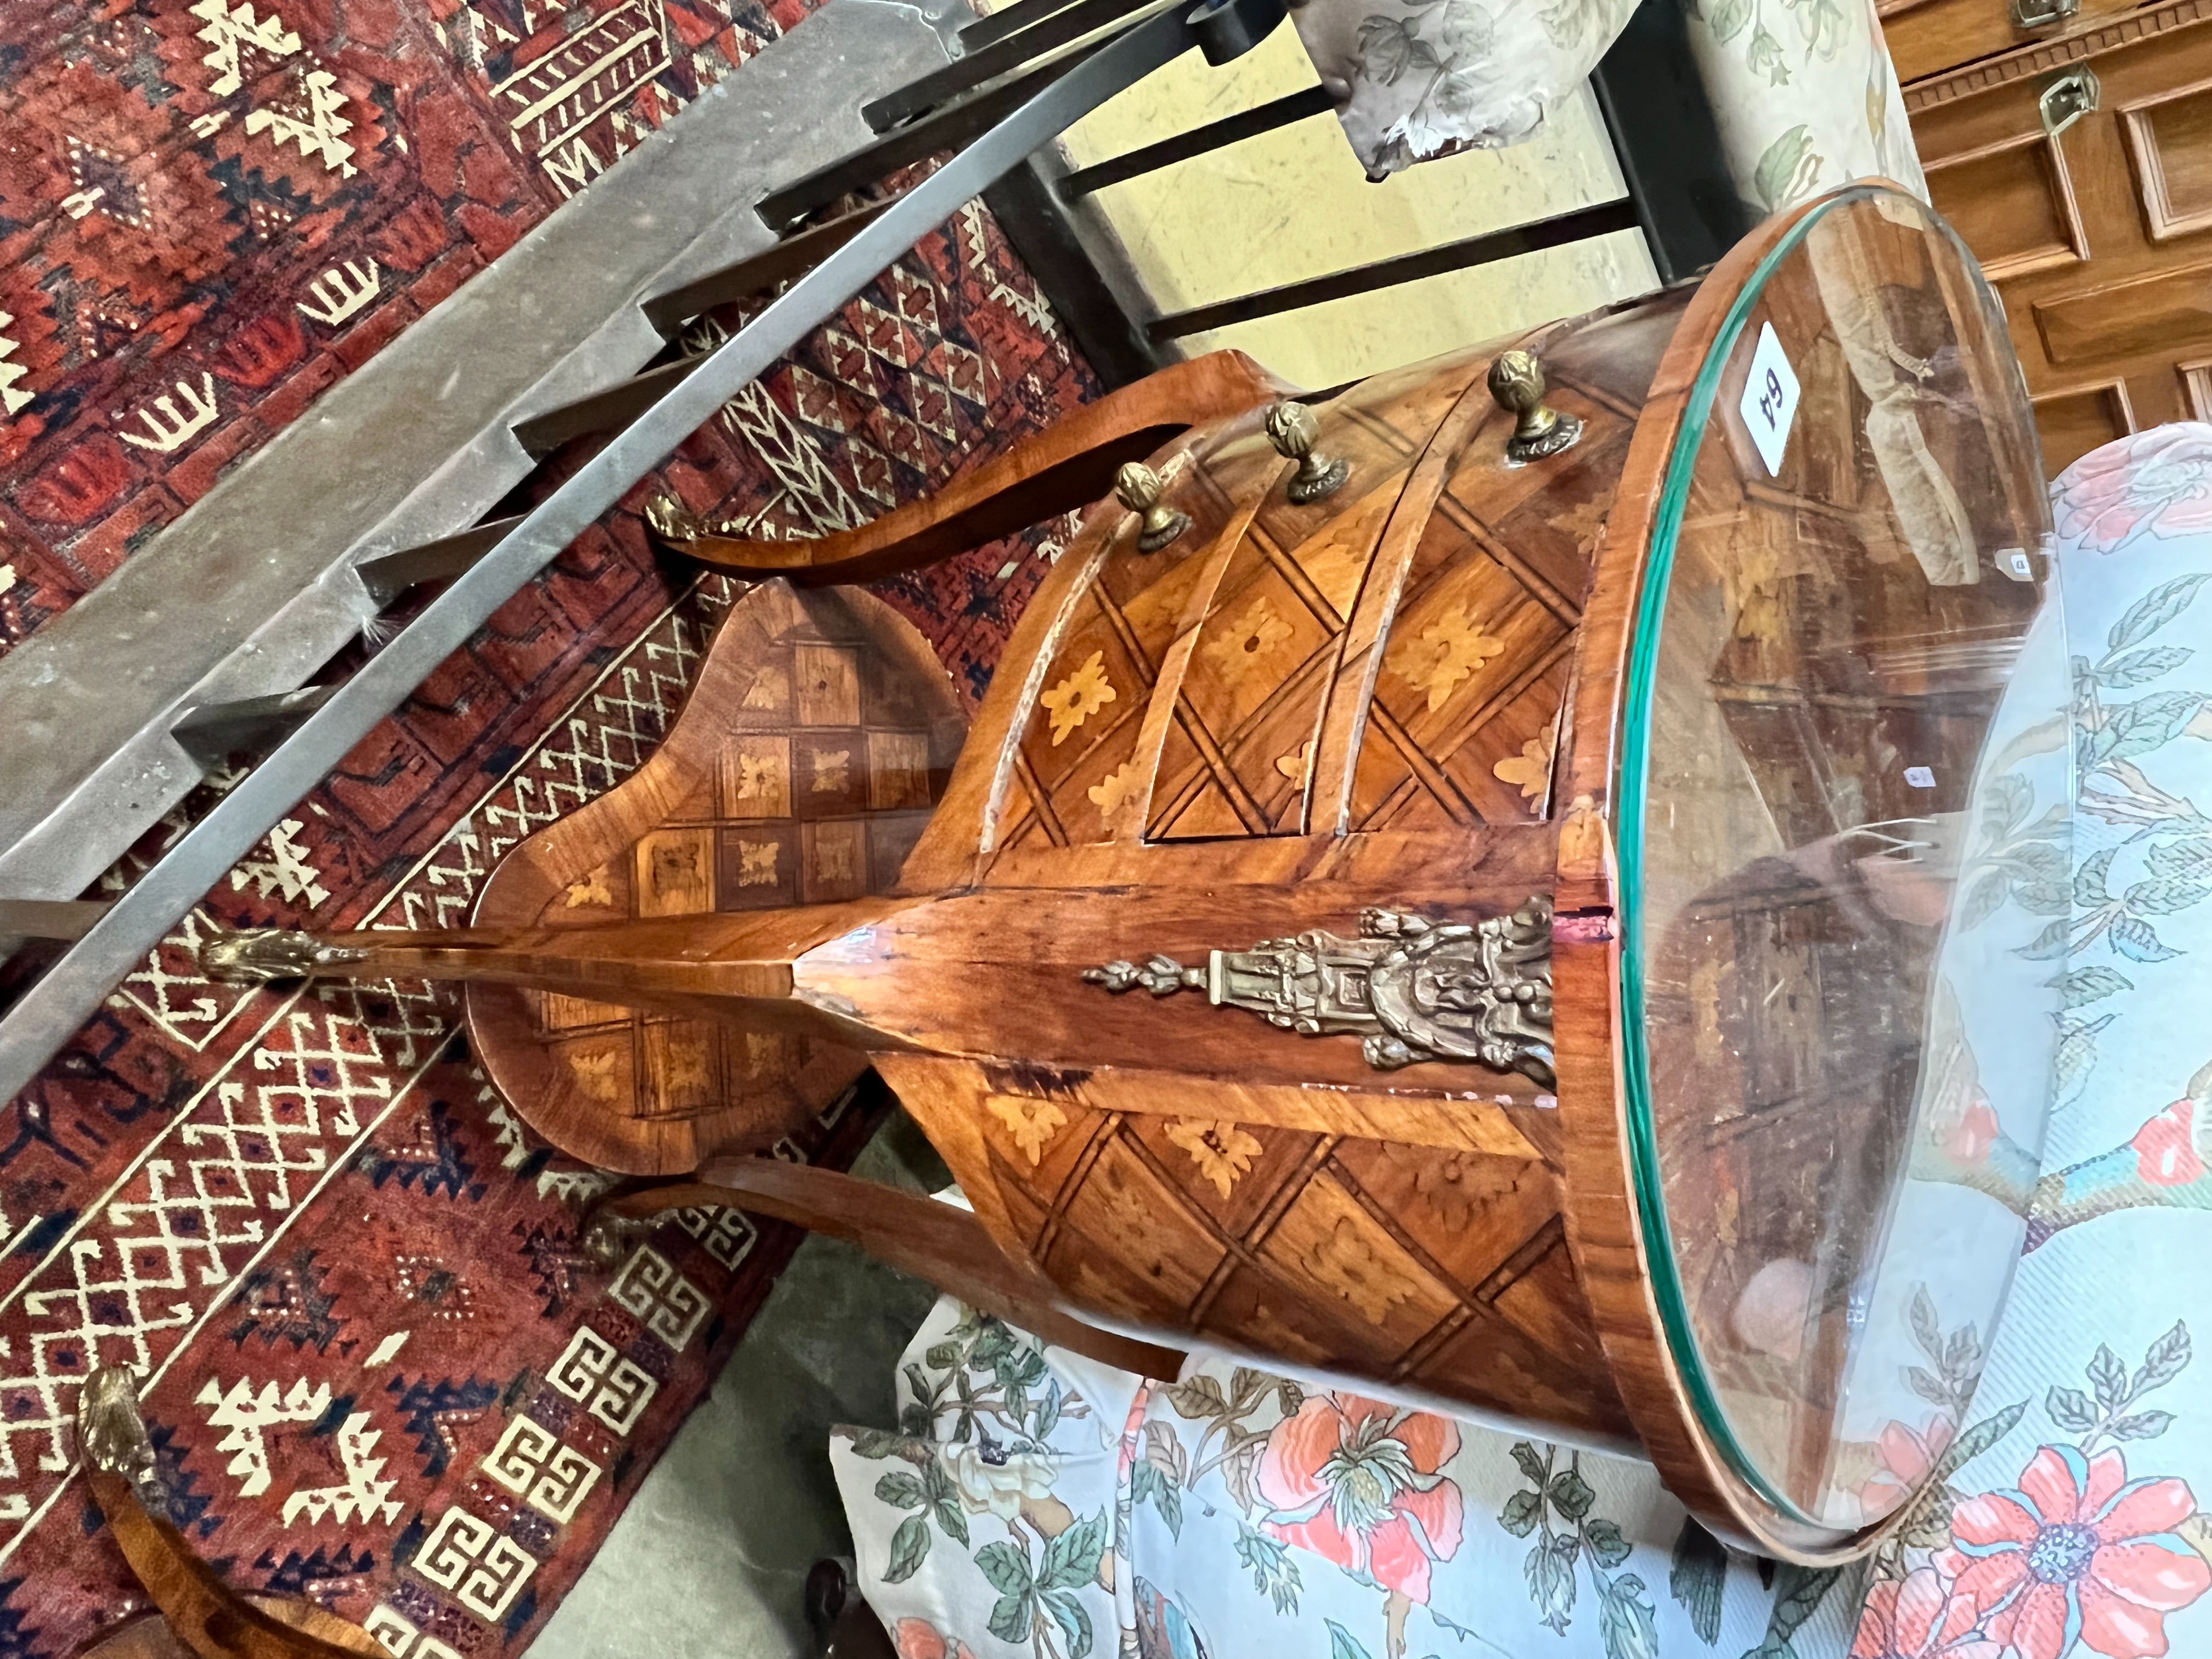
199, 927, 369, 985
1115, 462, 1190, 554
1263, 402, 1351, 503
77, 1367, 167, 1512
1487, 349, 1583, 465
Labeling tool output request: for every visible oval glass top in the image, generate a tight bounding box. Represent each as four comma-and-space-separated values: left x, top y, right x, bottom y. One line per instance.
1618, 187, 2069, 1532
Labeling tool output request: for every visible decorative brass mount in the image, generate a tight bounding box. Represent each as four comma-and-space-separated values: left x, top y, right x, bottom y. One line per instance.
1487, 349, 1583, 465
1114, 461, 1191, 553
199, 928, 370, 985
1084, 898, 1555, 1085
77, 1367, 167, 1513
1263, 401, 1351, 503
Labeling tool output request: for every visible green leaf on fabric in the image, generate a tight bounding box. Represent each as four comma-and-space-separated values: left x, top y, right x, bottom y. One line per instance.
1669, 1516, 1728, 1644
934, 1498, 970, 1547
2126, 876, 2212, 916
899, 1403, 933, 1438
874, 1471, 927, 1510
848, 1429, 905, 1459
1326, 1620, 1375, 1659
1933, 1398, 2027, 1482
1601, 1577, 1661, 1659
1707, 0, 1753, 42
883, 1515, 931, 1584
1164, 1375, 1229, 1420
925, 1341, 959, 1370
2107, 691, 2208, 761
2014, 918, 2072, 960
978, 1539, 1035, 1598
2112, 916, 2181, 963
1747, 22, 1788, 82
987, 1589, 1035, 1645
1044, 1589, 1094, 1659
2047, 1385, 2100, 1432
2109, 1410, 2177, 1440
2049, 966, 2132, 1008
1585, 1517, 1633, 1570
1959, 868, 2010, 930
1549, 1466, 1595, 1521
1511, 1442, 1548, 1486
2138, 1321, 2192, 1390
1040, 1510, 1109, 1593
2096, 1344, 2137, 1410
2096, 646, 2193, 688
2109, 572, 2212, 654
1526, 1537, 1577, 1632
1751, 125, 1821, 211
1500, 1488, 1543, 1537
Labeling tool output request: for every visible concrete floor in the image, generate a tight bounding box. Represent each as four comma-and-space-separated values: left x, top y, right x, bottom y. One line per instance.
527, 1115, 949, 1659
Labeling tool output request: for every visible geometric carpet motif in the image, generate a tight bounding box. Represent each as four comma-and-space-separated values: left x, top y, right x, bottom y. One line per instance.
0, 0, 1103, 1649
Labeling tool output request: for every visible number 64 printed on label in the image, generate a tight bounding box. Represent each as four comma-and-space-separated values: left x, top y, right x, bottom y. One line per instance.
1738, 320, 1799, 476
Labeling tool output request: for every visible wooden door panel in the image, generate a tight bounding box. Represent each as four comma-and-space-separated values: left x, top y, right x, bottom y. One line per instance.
2120, 72, 2212, 239
1923, 132, 2089, 278
1906, 3, 2212, 471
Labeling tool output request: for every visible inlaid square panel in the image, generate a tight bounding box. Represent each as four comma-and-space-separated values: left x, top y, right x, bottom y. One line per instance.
2034, 382, 2135, 475
1257, 1171, 1460, 1359
800, 819, 870, 904
866, 730, 932, 811
794, 643, 862, 726
866, 811, 932, 891
549, 1031, 634, 1113
1489, 1233, 1609, 1367
1414, 1302, 1630, 1437
977, 1089, 1098, 1205
720, 736, 792, 819
1047, 1136, 1226, 1320
792, 730, 867, 819
716, 822, 800, 910
639, 1020, 723, 1120
631, 827, 715, 916
1329, 1139, 1564, 1291
1124, 1114, 1316, 1239
731, 653, 794, 729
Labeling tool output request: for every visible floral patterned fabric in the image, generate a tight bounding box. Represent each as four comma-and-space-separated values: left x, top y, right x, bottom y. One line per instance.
832, 427, 2212, 1659
1288, 0, 1923, 210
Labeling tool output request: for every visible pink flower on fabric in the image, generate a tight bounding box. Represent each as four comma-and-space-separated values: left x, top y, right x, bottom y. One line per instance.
1850, 1565, 2004, 1659
893, 1618, 978, 1659
1256, 1393, 1464, 1604
1863, 1416, 1957, 1515
1947, 1098, 2001, 1166
2053, 426, 2212, 552
1949, 1444, 2211, 1659
2129, 1099, 2206, 1188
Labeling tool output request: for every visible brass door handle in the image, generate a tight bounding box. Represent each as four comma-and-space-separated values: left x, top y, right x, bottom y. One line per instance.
2041, 67, 2100, 138
2011, 0, 2078, 31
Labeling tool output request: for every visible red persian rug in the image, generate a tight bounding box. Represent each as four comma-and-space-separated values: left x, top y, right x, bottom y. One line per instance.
0, 0, 1098, 1652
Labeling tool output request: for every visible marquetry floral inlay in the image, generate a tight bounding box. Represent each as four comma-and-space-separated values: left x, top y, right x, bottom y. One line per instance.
567, 1046, 622, 1102
1493, 730, 1554, 809
743, 666, 788, 709
1305, 1215, 1409, 1327
565, 866, 612, 908
1393, 603, 1503, 712
1041, 651, 1115, 746
1088, 761, 1140, 817
1274, 740, 1314, 783
985, 1094, 1067, 1166
1165, 1118, 1263, 1199
1201, 595, 1295, 685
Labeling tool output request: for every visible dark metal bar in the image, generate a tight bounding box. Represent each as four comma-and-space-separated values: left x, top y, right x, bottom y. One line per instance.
511, 358, 701, 456
354, 516, 527, 606
865, 0, 1156, 131
1588, 0, 1753, 285
171, 687, 338, 770
1147, 197, 1642, 340
1060, 83, 1334, 195
960, 0, 1087, 48
641, 200, 896, 336
0, 900, 110, 943
0, 0, 1281, 1108
754, 35, 1113, 234
982, 157, 1160, 387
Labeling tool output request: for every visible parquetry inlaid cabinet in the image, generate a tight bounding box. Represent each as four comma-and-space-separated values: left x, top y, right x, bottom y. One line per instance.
204, 184, 2069, 1563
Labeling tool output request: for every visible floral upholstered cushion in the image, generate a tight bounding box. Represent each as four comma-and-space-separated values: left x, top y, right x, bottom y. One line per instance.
1289, 0, 1925, 211
833, 427, 2212, 1659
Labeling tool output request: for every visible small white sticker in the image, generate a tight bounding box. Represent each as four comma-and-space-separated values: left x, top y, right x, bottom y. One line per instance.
1904, 766, 1936, 788
1739, 320, 1800, 476
2000, 548, 2034, 580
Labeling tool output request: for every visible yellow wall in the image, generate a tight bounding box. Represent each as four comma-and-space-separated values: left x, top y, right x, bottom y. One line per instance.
1046, 18, 1658, 389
